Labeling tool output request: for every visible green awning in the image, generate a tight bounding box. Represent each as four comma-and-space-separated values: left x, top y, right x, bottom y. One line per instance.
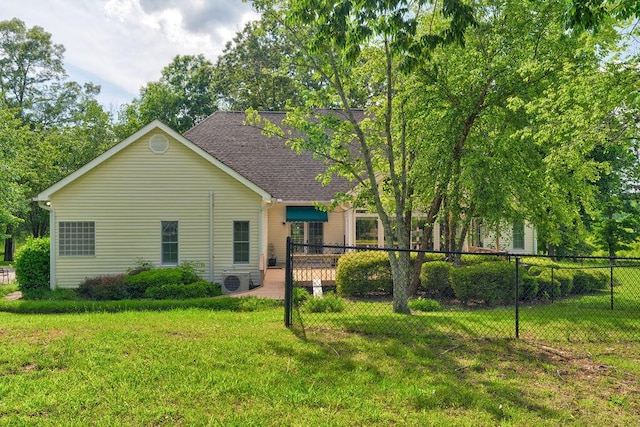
286, 206, 328, 222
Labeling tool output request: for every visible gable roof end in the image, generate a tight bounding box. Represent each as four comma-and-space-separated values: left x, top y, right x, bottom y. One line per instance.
35, 120, 272, 202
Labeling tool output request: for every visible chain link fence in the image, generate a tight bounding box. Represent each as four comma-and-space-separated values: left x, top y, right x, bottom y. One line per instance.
284, 238, 640, 341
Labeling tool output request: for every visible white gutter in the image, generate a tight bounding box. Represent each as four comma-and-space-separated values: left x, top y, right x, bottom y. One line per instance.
209, 191, 214, 282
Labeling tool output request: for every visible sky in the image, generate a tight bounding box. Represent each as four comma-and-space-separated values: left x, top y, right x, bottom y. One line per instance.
0, 0, 259, 111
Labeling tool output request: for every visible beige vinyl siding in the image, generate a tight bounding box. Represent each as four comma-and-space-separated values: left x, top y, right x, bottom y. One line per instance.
267, 204, 288, 262
324, 209, 345, 246
50, 130, 263, 288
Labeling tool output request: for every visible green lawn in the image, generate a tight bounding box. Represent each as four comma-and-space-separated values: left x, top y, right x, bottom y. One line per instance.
1, 307, 639, 425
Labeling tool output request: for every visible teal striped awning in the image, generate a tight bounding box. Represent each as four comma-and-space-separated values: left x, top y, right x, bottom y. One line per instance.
286, 206, 328, 222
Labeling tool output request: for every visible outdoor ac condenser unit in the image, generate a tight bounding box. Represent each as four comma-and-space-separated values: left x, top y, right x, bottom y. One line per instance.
222, 272, 251, 294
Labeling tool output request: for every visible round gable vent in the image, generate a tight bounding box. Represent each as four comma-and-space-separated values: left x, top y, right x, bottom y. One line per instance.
149, 135, 169, 154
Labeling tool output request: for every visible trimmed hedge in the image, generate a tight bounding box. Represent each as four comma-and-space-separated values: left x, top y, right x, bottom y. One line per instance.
420, 261, 453, 298
0, 296, 281, 314
535, 271, 561, 299
144, 281, 222, 300
15, 237, 50, 297
450, 261, 516, 306
459, 254, 506, 266
572, 269, 609, 294
336, 251, 393, 296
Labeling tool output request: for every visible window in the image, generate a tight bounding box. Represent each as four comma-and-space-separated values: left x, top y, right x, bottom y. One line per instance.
59, 221, 95, 256
161, 221, 179, 265
356, 218, 378, 247
512, 220, 525, 250
233, 221, 250, 263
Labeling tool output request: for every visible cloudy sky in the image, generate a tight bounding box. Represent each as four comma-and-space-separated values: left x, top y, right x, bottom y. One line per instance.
0, 0, 259, 110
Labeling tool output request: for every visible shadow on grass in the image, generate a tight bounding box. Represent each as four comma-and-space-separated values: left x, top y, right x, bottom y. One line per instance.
278, 319, 569, 423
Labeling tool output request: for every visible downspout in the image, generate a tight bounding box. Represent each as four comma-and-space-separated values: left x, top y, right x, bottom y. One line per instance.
38, 201, 56, 290
209, 191, 214, 283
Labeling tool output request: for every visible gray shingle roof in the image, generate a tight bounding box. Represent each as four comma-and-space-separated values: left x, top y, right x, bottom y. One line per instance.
184, 111, 358, 201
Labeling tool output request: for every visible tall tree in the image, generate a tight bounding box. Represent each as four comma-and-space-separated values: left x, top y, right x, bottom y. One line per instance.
250, 0, 475, 314
0, 18, 66, 123
116, 54, 216, 135
0, 18, 115, 259
214, 20, 320, 110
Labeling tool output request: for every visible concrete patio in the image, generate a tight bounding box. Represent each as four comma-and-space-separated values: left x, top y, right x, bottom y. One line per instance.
231, 267, 285, 300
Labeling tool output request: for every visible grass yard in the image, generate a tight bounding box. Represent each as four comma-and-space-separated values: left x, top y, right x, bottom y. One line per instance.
1, 307, 639, 426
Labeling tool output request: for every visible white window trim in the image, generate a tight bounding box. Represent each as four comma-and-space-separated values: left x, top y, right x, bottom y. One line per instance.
161, 220, 179, 266
233, 221, 250, 264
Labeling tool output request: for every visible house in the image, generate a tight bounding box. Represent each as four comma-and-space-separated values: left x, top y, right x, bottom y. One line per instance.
36, 111, 537, 290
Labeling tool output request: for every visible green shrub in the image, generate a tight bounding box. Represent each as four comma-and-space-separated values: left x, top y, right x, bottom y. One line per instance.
15, 237, 50, 295
78, 274, 129, 300
336, 251, 392, 296
459, 254, 505, 266
144, 281, 222, 300
408, 297, 441, 312
554, 270, 574, 296
536, 271, 561, 299
450, 261, 515, 306
293, 287, 310, 306
519, 273, 539, 302
125, 268, 186, 298
526, 266, 544, 276
177, 261, 204, 284
126, 257, 155, 276
305, 292, 346, 313
420, 261, 453, 297
572, 269, 609, 294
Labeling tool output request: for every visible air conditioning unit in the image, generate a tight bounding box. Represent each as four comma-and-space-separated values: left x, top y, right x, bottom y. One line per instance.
222, 272, 251, 294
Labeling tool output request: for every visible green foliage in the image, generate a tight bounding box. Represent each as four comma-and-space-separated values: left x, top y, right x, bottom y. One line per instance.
536, 271, 561, 300
77, 274, 129, 301
0, 283, 18, 298
14, 237, 49, 293
177, 261, 204, 284
126, 257, 155, 276
116, 54, 217, 135
213, 20, 315, 110
305, 293, 346, 313
0, 296, 280, 314
519, 273, 539, 302
125, 267, 189, 298
21, 287, 80, 301
144, 281, 222, 300
459, 255, 506, 266
420, 261, 453, 298
292, 287, 310, 306
336, 251, 392, 296
408, 297, 442, 312
572, 269, 609, 294
450, 261, 515, 306
554, 270, 575, 296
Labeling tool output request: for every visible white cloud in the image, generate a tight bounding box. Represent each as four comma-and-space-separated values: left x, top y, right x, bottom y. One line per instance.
0, 0, 258, 108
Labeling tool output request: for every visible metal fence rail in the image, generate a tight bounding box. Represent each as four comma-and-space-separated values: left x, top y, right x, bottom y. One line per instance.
284, 237, 640, 341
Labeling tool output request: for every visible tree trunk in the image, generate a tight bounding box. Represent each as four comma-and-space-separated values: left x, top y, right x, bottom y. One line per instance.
3, 225, 14, 262
390, 249, 411, 314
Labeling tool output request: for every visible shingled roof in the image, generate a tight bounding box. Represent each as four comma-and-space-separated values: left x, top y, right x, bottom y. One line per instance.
183, 111, 359, 202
